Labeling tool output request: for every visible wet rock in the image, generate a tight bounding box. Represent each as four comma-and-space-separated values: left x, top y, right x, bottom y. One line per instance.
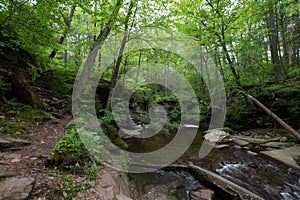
0, 136, 30, 151
190, 188, 214, 200
292, 156, 300, 166
233, 145, 242, 149
248, 163, 258, 169
247, 151, 258, 156
214, 144, 229, 149
280, 137, 288, 142
261, 146, 300, 170
0, 177, 35, 200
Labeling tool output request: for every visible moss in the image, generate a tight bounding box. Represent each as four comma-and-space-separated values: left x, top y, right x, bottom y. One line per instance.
101, 123, 128, 149
0, 118, 24, 134
16, 108, 52, 122
167, 194, 178, 200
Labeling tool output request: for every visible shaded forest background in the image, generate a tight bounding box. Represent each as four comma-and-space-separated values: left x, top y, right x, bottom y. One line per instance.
0, 0, 300, 130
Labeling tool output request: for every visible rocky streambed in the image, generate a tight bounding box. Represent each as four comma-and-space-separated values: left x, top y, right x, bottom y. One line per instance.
126, 127, 300, 200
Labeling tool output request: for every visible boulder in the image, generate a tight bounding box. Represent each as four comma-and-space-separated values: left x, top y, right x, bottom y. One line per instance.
75, 166, 132, 200
119, 128, 142, 140
0, 177, 35, 200
203, 129, 231, 143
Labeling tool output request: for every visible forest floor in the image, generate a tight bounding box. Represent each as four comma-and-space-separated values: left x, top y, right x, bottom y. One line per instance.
0, 108, 72, 199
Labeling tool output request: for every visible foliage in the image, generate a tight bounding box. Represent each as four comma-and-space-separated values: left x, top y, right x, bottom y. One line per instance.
16, 108, 52, 122
100, 110, 128, 149
49, 66, 76, 99
0, 118, 24, 134
50, 121, 91, 168
47, 171, 90, 200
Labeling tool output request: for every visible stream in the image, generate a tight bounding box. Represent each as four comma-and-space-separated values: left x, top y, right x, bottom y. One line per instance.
127, 127, 300, 200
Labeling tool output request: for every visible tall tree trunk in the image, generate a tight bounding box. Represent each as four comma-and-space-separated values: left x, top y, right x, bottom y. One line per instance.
135, 50, 142, 83
291, 2, 300, 67
279, 4, 289, 68
49, 4, 76, 59
267, 2, 282, 81
106, 0, 136, 110
73, 0, 123, 108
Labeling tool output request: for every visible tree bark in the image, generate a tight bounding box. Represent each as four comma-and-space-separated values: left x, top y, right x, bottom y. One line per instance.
189, 163, 264, 200
267, 2, 282, 81
11, 67, 44, 108
106, 0, 136, 110
247, 94, 300, 142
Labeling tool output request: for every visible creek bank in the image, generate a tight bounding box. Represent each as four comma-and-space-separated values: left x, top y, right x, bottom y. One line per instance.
202, 128, 300, 169
226, 80, 300, 130
127, 127, 300, 199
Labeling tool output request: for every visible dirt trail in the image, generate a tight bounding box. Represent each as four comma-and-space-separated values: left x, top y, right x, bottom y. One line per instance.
0, 114, 72, 199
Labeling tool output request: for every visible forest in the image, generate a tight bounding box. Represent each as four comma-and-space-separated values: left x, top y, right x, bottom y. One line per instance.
0, 0, 300, 199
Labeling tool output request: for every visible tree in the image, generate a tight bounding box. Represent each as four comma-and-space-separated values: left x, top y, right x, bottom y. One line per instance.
106, 0, 137, 110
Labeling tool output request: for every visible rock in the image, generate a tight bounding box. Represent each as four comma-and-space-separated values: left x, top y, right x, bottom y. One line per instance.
261, 142, 293, 149
293, 156, 300, 165
0, 171, 18, 178
119, 128, 142, 140
235, 136, 269, 145
247, 151, 258, 156
214, 144, 229, 149
0, 136, 30, 151
264, 135, 271, 140
75, 166, 132, 200
248, 163, 258, 169
231, 137, 250, 146
261, 146, 300, 170
203, 129, 231, 143
269, 137, 282, 142
0, 177, 35, 200
233, 145, 242, 149
280, 137, 288, 142
190, 189, 215, 200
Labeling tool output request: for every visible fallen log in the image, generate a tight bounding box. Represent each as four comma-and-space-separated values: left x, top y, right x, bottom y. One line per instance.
247, 94, 300, 142
188, 163, 264, 200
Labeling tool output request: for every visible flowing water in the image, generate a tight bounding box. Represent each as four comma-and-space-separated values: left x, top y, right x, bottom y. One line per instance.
127, 127, 300, 199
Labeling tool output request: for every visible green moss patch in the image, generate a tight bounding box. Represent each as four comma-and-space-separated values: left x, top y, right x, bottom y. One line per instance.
0, 118, 24, 134
16, 108, 52, 122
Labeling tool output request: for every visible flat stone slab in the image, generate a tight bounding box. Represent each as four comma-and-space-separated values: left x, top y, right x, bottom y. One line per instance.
235, 136, 269, 144
0, 177, 35, 200
231, 137, 250, 146
261, 142, 293, 149
261, 146, 300, 170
